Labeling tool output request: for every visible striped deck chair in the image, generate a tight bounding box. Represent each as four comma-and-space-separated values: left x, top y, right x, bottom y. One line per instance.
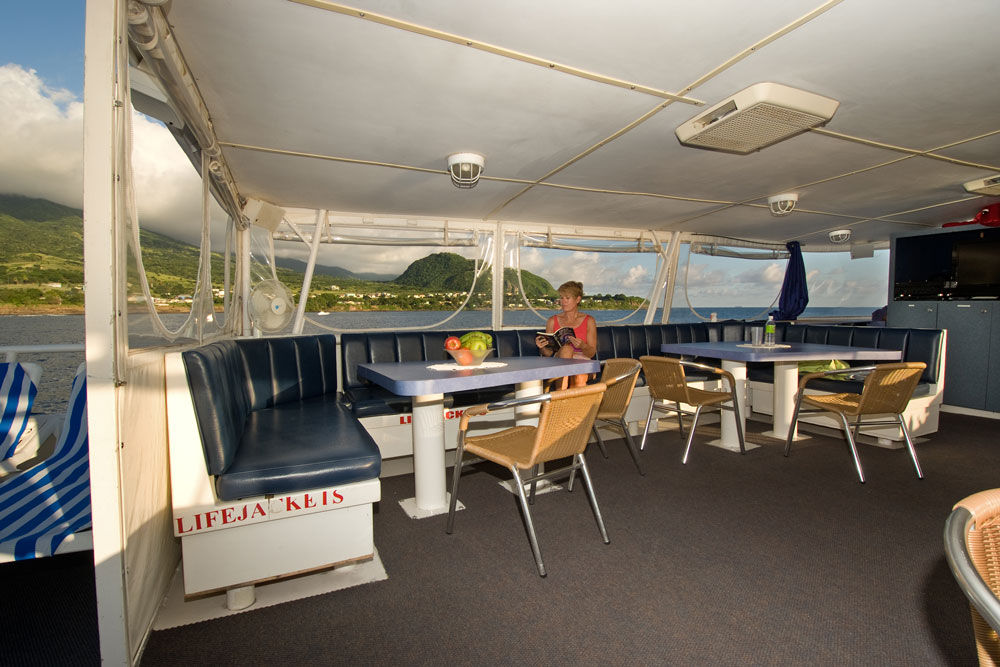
0, 365, 90, 561
1, 362, 41, 461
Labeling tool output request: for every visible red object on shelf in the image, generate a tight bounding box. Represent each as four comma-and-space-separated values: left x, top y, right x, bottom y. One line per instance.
943, 203, 1000, 228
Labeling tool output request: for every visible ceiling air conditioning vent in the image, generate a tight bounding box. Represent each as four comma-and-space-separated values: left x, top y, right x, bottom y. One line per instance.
675, 82, 839, 154
964, 175, 1000, 196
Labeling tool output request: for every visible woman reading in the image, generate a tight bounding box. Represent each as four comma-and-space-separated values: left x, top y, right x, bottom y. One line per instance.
535, 281, 597, 387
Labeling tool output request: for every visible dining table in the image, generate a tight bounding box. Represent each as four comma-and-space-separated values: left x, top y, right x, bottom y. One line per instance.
357, 355, 600, 518
659, 341, 902, 450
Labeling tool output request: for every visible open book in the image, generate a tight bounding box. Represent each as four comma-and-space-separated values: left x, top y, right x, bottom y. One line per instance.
536, 327, 575, 353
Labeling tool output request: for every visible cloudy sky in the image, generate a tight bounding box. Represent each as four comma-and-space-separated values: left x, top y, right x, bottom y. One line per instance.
0, 3, 890, 308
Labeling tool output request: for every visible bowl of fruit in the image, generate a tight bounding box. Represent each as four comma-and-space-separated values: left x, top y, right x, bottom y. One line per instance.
444, 332, 494, 366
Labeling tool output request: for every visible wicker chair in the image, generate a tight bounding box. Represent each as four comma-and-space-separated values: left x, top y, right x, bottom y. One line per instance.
638, 355, 745, 463
591, 358, 644, 475
783, 362, 925, 483
446, 383, 609, 577
944, 489, 1000, 665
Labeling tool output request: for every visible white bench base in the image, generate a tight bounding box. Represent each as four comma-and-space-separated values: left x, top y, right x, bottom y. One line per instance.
178, 480, 379, 596
154, 547, 388, 629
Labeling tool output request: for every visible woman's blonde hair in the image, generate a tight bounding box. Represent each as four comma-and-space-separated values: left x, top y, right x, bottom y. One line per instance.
557, 281, 583, 299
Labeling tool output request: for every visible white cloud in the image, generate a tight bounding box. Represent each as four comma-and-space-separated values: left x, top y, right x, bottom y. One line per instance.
0, 63, 221, 245
1, 64, 890, 306
622, 264, 649, 288
0, 65, 84, 208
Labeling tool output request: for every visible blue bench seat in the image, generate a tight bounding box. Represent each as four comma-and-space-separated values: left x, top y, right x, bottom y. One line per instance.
339, 321, 944, 418
183, 335, 381, 501
219, 395, 381, 500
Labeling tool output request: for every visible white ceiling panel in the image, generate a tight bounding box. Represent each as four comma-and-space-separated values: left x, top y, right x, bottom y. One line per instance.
140, 0, 1000, 248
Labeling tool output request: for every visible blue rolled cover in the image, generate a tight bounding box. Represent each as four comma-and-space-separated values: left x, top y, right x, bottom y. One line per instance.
772, 240, 809, 321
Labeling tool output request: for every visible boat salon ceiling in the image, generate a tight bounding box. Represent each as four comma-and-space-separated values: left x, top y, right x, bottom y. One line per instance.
140, 0, 1000, 250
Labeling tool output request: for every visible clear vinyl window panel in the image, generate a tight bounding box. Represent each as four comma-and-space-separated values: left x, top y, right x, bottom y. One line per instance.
502, 232, 657, 328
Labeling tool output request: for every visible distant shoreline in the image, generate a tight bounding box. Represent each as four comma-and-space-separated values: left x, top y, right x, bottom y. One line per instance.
0, 305, 85, 315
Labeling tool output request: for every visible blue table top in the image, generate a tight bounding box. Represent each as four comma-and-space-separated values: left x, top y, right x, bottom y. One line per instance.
358, 356, 601, 396
660, 341, 902, 363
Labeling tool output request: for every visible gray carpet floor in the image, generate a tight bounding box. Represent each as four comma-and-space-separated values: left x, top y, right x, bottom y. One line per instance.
138, 412, 995, 666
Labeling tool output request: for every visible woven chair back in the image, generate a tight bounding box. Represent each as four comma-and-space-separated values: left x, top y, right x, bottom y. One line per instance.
857, 362, 925, 415
597, 359, 641, 418
530, 383, 606, 465
956, 489, 1000, 666
639, 356, 690, 404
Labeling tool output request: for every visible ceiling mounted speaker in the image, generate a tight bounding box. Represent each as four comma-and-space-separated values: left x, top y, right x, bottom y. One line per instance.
850, 243, 875, 259
242, 198, 286, 232
675, 82, 839, 154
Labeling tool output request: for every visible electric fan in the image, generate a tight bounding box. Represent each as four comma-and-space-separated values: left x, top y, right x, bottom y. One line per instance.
248, 279, 294, 332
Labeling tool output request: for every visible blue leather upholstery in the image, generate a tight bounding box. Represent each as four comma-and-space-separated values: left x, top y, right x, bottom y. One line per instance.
745, 324, 941, 396
217, 395, 381, 500
338, 322, 944, 417
183, 335, 380, 501
340, 330, 522, 417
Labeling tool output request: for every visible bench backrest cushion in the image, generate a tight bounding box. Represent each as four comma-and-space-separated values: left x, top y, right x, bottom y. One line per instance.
183, 340, 251, 475
905, 329, 942, 384
184, 335, 339, 475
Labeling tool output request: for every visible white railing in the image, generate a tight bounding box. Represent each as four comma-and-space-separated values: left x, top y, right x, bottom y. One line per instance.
3, 343, 85, 362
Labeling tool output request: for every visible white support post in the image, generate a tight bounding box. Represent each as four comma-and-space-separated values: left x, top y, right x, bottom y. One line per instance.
491, 223, 504, 331
237, 227, 252, 336
83, 0, 129, 663
292, 210, 326, 334
646, 231, 681, 324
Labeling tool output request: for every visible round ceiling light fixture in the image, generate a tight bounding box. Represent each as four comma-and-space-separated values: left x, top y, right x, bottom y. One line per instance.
767, 193, 798, 216
828, 229, 852, 244
447, 152, 485, 189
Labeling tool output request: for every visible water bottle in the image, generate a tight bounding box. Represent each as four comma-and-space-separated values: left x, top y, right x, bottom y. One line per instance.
764, 315, 776, 346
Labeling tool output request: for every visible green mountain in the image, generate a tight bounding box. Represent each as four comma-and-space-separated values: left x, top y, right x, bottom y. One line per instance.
394, 252, 555, 297
0, 195, 557, 310
0, 194, 82, 222
275, 256, 395, 282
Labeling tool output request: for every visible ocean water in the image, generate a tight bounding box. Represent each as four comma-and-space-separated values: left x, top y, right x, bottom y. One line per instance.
1, 305, 878, 412
1, 314, 86, 414
300, 306, 879, 331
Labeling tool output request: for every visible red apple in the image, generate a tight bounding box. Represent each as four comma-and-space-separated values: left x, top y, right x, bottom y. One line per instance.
444, 336, 462, 350
453, 349, 475, 365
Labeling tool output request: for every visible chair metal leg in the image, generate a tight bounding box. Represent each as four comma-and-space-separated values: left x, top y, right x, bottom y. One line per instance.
836, 412, 866, 483
619, 417, 645, 476
681, 405, 703, 464
529, 464, 538, 504
511, 466, 547, 577
445, 441, 466, 534
675, 401, 685, 435
592, 424, 609, 458
575, 453, 610, 545
640, 400, 656, 450
898, 413, 924, 479
784, 391, 805, 457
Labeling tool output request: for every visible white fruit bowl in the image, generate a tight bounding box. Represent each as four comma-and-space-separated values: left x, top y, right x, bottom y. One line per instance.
445, 347, 493, 366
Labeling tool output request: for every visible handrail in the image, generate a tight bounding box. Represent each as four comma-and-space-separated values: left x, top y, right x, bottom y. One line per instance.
943, 506, 1000, 633
2, 344, 85, 363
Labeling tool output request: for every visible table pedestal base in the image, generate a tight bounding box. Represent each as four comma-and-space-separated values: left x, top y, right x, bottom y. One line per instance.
762, 430, 810, 442
767, 360, 800, 441
398, 493, 464, 520
498, 478, 562, 496
705, 438, 761, 452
